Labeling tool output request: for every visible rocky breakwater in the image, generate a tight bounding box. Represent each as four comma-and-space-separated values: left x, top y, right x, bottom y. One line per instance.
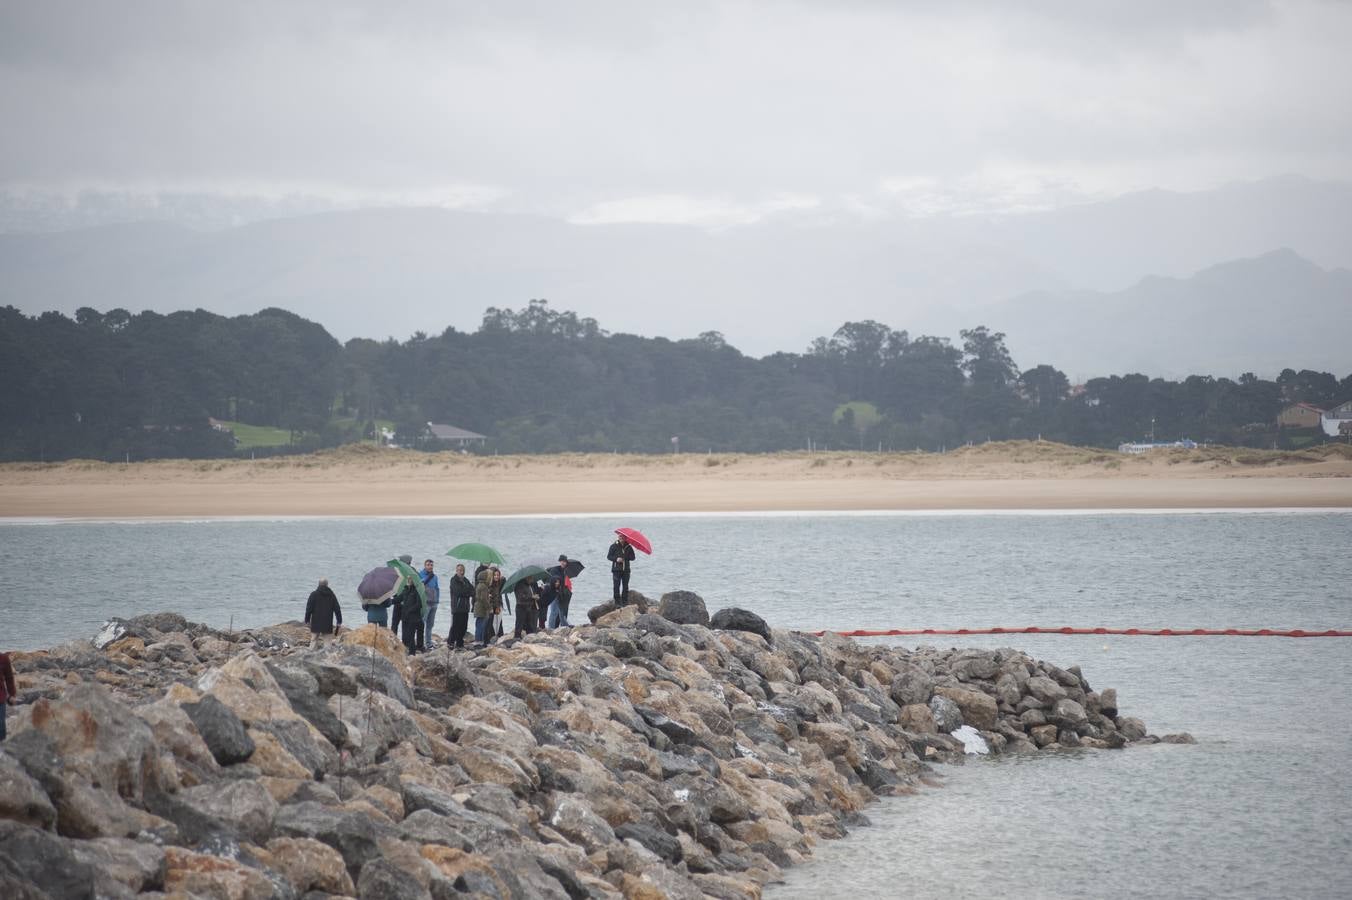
0, 598, 1190, 899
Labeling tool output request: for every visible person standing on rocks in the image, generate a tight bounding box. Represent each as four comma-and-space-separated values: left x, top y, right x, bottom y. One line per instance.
488, 566, 507, 643
547, 573, 573, 629
0, 650, 15, 742
607, 534, 636, 605
446, 563, 474, 650
513, 577, 539, 639
396, 575, 425, 656
420, 559, 440, 651
472, 567, 494, 648
303, 578, 343, 649
390, 553, 414, 639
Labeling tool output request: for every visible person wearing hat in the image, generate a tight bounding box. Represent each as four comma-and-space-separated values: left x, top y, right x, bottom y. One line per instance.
390, 553, 414, 638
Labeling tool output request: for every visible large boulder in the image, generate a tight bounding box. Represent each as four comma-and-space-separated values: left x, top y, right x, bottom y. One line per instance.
890, 664, 934, 706
0, 752, 57, 830
709, 608, 772, 644
274, 801, 393, 876
181, 694, 256, 766
69, 837, 167, 896
658, 591, 710, 627
928, 695, 963, 733
25, 683, 166, 802
587, 591, 650, 624
260, 836, 355, 896
0, 820, 97, 900
934, 686, 998, 731
176, 780, 278, 844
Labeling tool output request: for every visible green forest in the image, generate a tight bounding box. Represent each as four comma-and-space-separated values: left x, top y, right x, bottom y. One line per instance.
0, 301, 1348, 462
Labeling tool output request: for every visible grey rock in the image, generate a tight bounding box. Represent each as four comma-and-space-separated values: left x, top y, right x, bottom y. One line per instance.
928, 695, 963, 733
635, 705, 698, 746
890, 664, 934, 706
1051, 698, 1088, 729
274, 801, 392, 876
182, 694, 256, 766
657, 591, 710, 627
356, 858, 432, 900
949, 651, 1000, 681
177, 779, 278, 844
0, 820, 97, 900
267, 663, 350, 748
254, 718, 339, 776
1025, 675, 1068, 704
0, 750, 58, 830
326, 646, 416, 708
709, 607, 773, 644
588, 593, 651, 623
615, 822, 683, 863
69, 837, 166, 896
547, 795, 615, 852
1099, 687, 1119, 718
1117, 716, 1148, 741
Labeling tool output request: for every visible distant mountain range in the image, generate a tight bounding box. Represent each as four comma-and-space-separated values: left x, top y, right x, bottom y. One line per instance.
0, 175, 1349, 376
980, 249, 1352, 379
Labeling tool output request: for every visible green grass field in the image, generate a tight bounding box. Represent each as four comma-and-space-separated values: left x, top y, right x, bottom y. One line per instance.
217, 421, 293, 449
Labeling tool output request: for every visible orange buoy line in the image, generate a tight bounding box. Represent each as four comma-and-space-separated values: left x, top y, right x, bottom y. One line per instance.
811, 626, 1352, 638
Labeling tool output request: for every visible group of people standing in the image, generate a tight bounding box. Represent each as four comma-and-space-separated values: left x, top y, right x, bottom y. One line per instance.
303, 532, 641, 654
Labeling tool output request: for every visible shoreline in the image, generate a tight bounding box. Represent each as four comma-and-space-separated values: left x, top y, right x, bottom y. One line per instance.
4, 444, 1351, 518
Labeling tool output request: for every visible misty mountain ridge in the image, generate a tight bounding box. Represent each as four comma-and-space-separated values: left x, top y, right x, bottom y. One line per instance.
1, 175, 1349, 375
985, 248, 1351, 380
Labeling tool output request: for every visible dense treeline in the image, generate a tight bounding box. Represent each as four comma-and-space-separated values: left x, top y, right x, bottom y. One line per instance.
0, 301, 1348, 461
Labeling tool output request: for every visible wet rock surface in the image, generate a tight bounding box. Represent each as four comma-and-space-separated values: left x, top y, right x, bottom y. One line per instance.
0, 607, 1184, 898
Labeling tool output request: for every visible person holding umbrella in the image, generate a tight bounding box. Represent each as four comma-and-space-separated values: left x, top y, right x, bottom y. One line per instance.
513, 576, 539, 639
390, 553, 414, 638
446, 563, 474, 650
608, 534, 636, 605
472, 567, 494, 648
304, 578, 343, 649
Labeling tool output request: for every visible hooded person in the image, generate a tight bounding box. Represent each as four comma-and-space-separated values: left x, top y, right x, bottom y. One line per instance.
513, 576, 538, 639
304, 578, 343, 648
607, 536, 636, 605
446, 563, 474, 650
396, 573, 426, 656
472, 568, 494, 648
390, 553, 414, 637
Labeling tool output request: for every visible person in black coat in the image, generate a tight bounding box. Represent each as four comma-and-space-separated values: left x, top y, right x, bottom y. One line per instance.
607, 536, 636, 604
304, 578, 343, 648
446, 563, 475, 650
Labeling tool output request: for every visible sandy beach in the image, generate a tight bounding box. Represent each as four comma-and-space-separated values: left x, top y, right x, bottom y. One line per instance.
2, 442, 1350, 518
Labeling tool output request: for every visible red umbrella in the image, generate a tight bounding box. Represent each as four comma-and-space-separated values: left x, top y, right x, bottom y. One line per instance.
614, 527, 653, 555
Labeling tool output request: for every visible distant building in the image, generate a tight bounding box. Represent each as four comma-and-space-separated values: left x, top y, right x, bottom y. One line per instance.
1321, 400, 1352, 437
1117, 440, 1198, 455
426, 422, 487, 448
1277, 402, 1325, 428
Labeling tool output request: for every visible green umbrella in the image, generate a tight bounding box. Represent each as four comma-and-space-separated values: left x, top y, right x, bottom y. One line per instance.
386, 557, 428, 614
503, 564, 549, 593
446, 542, 507, 566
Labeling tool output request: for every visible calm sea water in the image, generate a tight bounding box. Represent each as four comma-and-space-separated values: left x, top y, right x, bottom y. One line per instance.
2, 510, 1350, 898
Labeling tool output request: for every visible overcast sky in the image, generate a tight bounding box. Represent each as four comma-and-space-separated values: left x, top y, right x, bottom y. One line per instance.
2, 0, 1350, 227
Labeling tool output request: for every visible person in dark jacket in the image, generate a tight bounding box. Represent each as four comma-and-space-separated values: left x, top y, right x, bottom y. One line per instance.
0, 651, 16, 742
446, 563, 474, 650
607, 535, 636, 604
396, 578, 425, 655
513, 578, 539, 639
390, 553, 415, 638
420, 559, 440, 651
304, 579, 343, 648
